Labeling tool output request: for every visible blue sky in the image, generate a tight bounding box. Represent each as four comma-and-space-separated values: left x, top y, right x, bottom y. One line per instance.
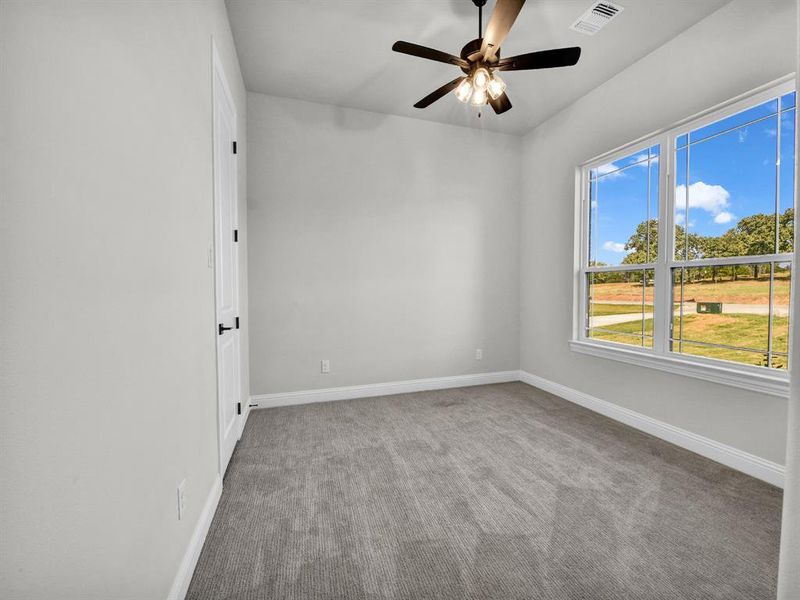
590, 93, 796, 266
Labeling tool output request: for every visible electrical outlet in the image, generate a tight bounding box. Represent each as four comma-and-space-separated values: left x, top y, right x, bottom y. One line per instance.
475, 348, 483, 360
321, 359, 330, 374
177, 479, 186, 521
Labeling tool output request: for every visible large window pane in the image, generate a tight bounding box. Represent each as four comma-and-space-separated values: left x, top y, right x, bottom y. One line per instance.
678, 342, 770, 366
688, 99, 778, 145
671, 264, 772, 367
780, 101, 795, 253
772, 262, 791, 370
674, 96, 784, 261
587, 270, 654, 348
643, 271, 655, 347
589, 147, 659, 266
649, 151, 660, 262
686, 117, 778, 256
674, 145, 689, 260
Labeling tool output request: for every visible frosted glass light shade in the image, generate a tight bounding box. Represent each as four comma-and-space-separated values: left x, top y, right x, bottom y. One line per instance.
455, 78, 473, 103
487, 74, 506, 100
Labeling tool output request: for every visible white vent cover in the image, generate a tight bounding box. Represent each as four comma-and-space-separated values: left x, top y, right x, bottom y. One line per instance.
569, 2, 624, 35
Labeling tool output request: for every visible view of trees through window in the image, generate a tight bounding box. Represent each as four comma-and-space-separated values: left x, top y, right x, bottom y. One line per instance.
584, 89, 795, 371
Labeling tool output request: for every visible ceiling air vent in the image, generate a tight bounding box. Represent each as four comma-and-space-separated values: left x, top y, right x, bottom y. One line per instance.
569, 2, 624, 36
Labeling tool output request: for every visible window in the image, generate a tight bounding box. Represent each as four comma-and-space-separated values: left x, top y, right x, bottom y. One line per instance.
587, 146, 659, 349
573, 80, 795, 396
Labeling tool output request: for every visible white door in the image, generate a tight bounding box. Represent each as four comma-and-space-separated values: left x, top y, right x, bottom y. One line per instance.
213, 47, 241, 474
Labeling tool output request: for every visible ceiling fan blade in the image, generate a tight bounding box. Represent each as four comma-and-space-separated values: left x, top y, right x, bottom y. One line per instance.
392, 41, 469, 69
497, 47, 582, 71
480, 0, 526, 62
489, 92, 512, 115
413, 76, 467, 109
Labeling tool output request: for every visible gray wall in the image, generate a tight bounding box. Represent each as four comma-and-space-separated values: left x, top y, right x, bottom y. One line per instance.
519, 0, 796, 465
0, 1, 248, 598
777, 33, 800, 600
247, 93, 520, 394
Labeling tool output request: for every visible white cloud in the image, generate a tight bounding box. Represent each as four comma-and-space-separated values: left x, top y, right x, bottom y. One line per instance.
590, 200, 598, 209
674, 182, 733, 225
595, 154, 658, 179
713, 211, 736, 224
602, 241, 626, 253
632, 153, 658, 165
594, 162, 624, 179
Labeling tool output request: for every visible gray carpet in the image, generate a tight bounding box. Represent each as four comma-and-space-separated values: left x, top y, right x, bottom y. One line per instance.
187, 382, 782, 599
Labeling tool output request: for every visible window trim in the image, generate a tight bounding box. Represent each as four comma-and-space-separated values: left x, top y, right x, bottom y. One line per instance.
572, 76, 796, 398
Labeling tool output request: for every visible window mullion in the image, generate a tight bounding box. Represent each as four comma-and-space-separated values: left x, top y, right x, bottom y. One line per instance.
775, 94, 782, 255
671, 253, 791, 268
653, 133, 672, 355
768, 262, 775, 368
576, 170, 590, 342
585, 263, 656, 273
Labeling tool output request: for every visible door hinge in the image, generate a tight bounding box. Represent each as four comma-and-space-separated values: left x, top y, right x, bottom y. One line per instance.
233, 229, 238, 242
237, 402, 242, 415
232, 141, 238, 154
235, 316, 240, 329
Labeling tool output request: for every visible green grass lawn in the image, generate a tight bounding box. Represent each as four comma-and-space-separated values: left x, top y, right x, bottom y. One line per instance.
590, 303, 653, 316
590, 313, 789, 369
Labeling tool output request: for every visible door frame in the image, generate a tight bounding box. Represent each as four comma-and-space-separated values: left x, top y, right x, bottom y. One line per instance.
212, 41, 242, 476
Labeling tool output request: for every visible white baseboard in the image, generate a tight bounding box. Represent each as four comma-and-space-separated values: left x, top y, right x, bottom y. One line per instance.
167, 474, 223, 600
249, 370, 520, 410
519, 371, 785, 488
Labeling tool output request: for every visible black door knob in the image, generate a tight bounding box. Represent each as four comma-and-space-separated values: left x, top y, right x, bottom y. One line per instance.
218, 323, 233, 335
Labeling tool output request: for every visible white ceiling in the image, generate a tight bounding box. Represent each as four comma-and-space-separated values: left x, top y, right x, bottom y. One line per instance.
226, 0, 730, 136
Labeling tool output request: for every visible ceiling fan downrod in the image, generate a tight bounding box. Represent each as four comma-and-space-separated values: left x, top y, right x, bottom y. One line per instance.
474, 0, 486, 39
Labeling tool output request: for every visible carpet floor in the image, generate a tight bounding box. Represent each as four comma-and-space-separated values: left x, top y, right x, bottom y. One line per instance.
187, 382, 782, 600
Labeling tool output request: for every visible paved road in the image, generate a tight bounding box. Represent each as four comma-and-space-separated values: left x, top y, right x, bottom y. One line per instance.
591, 313, 653, 327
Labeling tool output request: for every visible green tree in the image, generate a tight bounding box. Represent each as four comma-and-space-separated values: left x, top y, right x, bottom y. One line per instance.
733, 212, 775, 257
673, 225, 705, 262
621, 219, 658, 265
702, 229, 746, 281
603, 208, 793, 285
779, 208, 794, 253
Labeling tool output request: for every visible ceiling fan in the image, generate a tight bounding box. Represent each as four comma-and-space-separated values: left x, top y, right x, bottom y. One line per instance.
392, 0, 582, 115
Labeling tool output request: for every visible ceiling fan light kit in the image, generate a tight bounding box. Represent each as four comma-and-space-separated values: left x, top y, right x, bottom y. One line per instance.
487, 74, 506, 100
470, 87, 488, 106
392, 0, 583, 116
455, 78, 473, 103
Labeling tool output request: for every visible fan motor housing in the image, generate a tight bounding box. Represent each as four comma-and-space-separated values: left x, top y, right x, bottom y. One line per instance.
460, 38, 500, 73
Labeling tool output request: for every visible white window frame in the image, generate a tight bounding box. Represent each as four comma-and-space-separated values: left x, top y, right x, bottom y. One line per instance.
571, 76, 796, 398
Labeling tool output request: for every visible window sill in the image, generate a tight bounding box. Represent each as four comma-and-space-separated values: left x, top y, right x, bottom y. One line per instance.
569, 339, 789, 398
